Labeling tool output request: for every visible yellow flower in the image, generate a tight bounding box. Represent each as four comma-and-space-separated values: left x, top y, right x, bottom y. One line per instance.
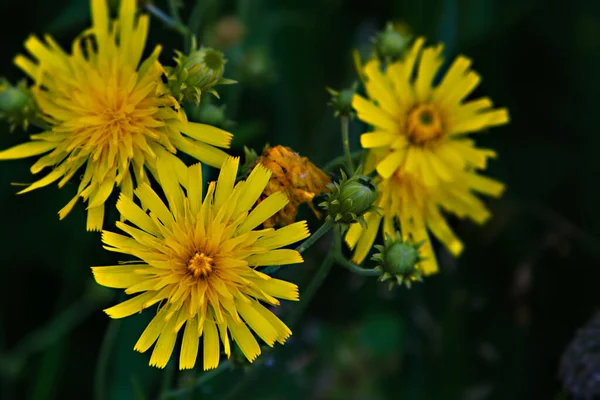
93, 157, 309, 370
347, 38, 509, 274
254, 145, 331, 227
0, 0, 233, 231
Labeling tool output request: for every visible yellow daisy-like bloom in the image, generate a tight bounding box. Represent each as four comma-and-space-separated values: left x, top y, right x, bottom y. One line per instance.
346, 38, 509, 274
93, 157, 309, 370
0, 0, 233, 231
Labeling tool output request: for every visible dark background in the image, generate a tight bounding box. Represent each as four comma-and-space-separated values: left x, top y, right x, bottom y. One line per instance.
1, 0, 599, 399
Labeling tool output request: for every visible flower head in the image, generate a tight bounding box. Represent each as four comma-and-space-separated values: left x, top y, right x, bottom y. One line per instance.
93, 157, 310, 370
0, 0, 233, 231
371, 232, 424, 289
253, 145, 331, 227
347, 38, 509, 273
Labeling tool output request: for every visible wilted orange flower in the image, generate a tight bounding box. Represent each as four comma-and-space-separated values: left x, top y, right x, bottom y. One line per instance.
253, 145, 330, 227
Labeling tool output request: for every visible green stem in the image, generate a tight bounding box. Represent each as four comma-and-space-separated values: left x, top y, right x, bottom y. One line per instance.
296, 219, 334, 254
332, 228, 381, 277
340, 116, 354, 174
145, 3, 192, 39
93, 319, 121, 400
262, 219, 334, 276
187, 0, 217, 51
160, 360, 232, 399
287, 252, 335, 329
323, 151, 362, 174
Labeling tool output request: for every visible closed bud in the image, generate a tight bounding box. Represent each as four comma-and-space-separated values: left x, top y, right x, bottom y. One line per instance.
320, 171, 378, 229
166, 47, 236, 104
0, 79, 39, 132
372, 233, 424, 289
327, 84, 357, 118
372, 22, 412, 63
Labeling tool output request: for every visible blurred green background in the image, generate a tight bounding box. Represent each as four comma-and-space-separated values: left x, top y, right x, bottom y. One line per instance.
1, 0, 600, 399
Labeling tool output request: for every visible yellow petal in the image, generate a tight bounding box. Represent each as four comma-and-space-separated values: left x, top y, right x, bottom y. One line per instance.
203, 319, 220, 370
254, 221, 310, 249
134, 308, 168, 353
116, 194, 161, 236
237, 191, 288, 234
214, 157, 239, 212
352, 94, 398, 132
179, 122, 233, 148
149, 309, 180, 368
187, 163, 203, 215
228, 319, 261, 363
351, 212, 382, 264
360, 131, 394, 148
376, 150, 406, 179
236, 299, 279, 346
0, 141, 58, 160
245, 249, 303, 267
179, 317, 199, 370
104, 292, 155, 319
235, 163, 272, 215
156, 157, 185, 220
254, 277, 299, 301
91, 264, 150, 288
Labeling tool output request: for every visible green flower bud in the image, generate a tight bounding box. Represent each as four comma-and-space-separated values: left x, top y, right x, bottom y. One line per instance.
238, 146, 259, 179
0, 79, 39, 132
166, 47, 236, 104
372, 233, 424, 289
373, 22, 412, 63
320, 171, 378, 230
327, 84, 357, 118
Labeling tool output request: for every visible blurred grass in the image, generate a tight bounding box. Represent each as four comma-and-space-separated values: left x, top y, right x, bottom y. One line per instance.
1, 0, 600, 399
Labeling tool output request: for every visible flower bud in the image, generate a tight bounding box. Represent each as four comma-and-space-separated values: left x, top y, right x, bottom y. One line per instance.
372, 233, 424, 289
0, 79, 38, 132
373, 22, 412, 63
327, 84, 357, 118
166, 47, 236, 104
320, 171, 378, 229
252, 145, 331, 227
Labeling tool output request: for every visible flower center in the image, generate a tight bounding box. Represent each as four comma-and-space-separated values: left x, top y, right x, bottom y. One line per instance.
187, 252, 214, 278
406, 104, 443, 144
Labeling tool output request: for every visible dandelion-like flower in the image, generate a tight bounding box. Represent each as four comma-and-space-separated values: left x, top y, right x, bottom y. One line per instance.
253, 145, 331, 227
93, 157, 309, 370
347, 38, 509, 274
0, 0, 233, 230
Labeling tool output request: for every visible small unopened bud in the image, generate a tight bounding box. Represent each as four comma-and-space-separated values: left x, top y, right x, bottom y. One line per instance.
320, 171, 378, 230
372, 233, 424, 289
327, 84, 357, 118
0, 79, 39, 132
166, 47, 236, 104
372, 22, 412, 63
238, 146, 259, 179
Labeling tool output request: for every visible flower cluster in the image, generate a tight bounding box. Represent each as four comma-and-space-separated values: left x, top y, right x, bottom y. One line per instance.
0, 0, 509, 374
